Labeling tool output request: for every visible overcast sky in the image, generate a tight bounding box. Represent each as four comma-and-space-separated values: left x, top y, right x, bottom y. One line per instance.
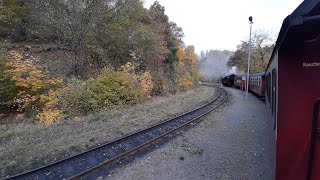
144, 0, 303, 53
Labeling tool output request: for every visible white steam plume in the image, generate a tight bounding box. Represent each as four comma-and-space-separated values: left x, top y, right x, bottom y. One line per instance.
199, 50, 234, 81
229, 66, 237, 75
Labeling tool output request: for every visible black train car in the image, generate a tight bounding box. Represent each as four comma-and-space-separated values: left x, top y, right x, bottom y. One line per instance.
221, 74, 236, 87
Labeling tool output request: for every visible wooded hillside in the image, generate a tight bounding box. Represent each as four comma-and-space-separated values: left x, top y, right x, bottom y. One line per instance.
0, 0, 199, 123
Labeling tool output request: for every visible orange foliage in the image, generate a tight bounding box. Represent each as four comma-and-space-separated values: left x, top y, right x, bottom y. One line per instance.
176, 46, 198, 91
177, 48, 184, 68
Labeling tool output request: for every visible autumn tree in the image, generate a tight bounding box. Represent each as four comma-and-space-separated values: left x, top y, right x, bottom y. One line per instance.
27, 0, 130, 77
228, 41, 250, 72
86, 0, 160, 72
176, 46, 198, 90
228, 30, 275, 73
170, 22, 184, 48
147, 1, 171, 69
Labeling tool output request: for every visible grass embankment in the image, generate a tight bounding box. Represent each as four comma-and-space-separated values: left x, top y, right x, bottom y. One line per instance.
0, 85, 216, 178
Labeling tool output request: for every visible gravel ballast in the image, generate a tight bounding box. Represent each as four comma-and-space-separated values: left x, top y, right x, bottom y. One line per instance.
107, 87, 275, 180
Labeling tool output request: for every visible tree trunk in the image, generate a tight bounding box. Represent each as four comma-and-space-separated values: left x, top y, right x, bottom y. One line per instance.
72, 40, 85, 78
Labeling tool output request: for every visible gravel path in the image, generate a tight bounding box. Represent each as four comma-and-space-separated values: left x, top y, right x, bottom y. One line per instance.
107, 87, 275, 180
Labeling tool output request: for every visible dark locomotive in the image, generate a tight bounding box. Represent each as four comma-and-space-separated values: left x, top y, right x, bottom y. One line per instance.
221, 74, 235, 87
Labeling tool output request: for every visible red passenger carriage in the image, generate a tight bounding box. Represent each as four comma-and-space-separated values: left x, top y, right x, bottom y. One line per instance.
233, 74, 246, 91
249, 72, 265, 97
265, 0, 320, 179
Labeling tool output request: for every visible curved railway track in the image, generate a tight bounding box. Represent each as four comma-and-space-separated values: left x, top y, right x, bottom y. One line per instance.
5, 84, 228, 180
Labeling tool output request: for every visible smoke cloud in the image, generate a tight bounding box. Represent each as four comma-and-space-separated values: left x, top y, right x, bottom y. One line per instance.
229, 66, 237, 75
199, 50, 234, 81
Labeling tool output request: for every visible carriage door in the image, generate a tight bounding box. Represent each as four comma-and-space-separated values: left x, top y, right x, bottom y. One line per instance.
307, 98, 320, 180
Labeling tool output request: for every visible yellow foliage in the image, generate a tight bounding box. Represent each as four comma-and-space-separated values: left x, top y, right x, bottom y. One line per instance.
119, 62, 154, 99
5, 50, 63, 123
37, 90, 62, 123
139, 71, 154, 99
176, 46, 199, 91
40, 90, 60, 108
14, 91, 37, 111
177, 48, 185, 68
37, 109, 61, 124
7, 59, 62, 92
184, 46, 197, 65
178, 75, 194, 90
120, 62, 135, 73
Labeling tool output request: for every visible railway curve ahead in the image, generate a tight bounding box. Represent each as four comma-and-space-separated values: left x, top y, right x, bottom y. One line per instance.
6, 84, 228, 180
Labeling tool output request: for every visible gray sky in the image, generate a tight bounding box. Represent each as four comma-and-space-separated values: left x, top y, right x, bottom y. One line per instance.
144, 0, 303, 53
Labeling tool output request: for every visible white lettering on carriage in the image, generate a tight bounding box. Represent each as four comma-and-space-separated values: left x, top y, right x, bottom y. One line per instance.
303, 62, 320, 67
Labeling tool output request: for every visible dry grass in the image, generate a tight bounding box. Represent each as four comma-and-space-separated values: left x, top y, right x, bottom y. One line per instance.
0, 85, 216, 178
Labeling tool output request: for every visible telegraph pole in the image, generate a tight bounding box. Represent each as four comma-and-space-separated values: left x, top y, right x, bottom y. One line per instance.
246, 16, 253, 101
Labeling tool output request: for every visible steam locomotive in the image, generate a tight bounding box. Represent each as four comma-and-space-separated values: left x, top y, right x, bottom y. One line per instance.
221, 74, 235, 87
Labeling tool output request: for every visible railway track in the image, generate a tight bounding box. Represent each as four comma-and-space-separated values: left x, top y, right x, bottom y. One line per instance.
6, 84, 228, 180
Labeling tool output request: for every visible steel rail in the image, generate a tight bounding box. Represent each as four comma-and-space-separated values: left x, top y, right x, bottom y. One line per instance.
69, 85, 228, 180
5, 84, 227, 180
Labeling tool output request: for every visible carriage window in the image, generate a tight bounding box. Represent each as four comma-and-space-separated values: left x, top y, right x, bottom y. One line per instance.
259, 77, 261, 86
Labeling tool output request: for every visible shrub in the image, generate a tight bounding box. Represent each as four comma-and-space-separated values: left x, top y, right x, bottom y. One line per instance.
139, 71, 154, 99
37, 90, 62, 124
88, 69, 141, 109
0, 54, 20, 108
178, 74, 194, 91
0, 50, 63, 123
163, 77, 177, 94
5, 51, 63, 112
58, 70, 142, 117
57, 79, 94, 117
151, 71, 165, 95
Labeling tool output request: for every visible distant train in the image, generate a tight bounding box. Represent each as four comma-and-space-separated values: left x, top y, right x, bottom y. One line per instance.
222, 72, 265, 97
222, 0, 320, 179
